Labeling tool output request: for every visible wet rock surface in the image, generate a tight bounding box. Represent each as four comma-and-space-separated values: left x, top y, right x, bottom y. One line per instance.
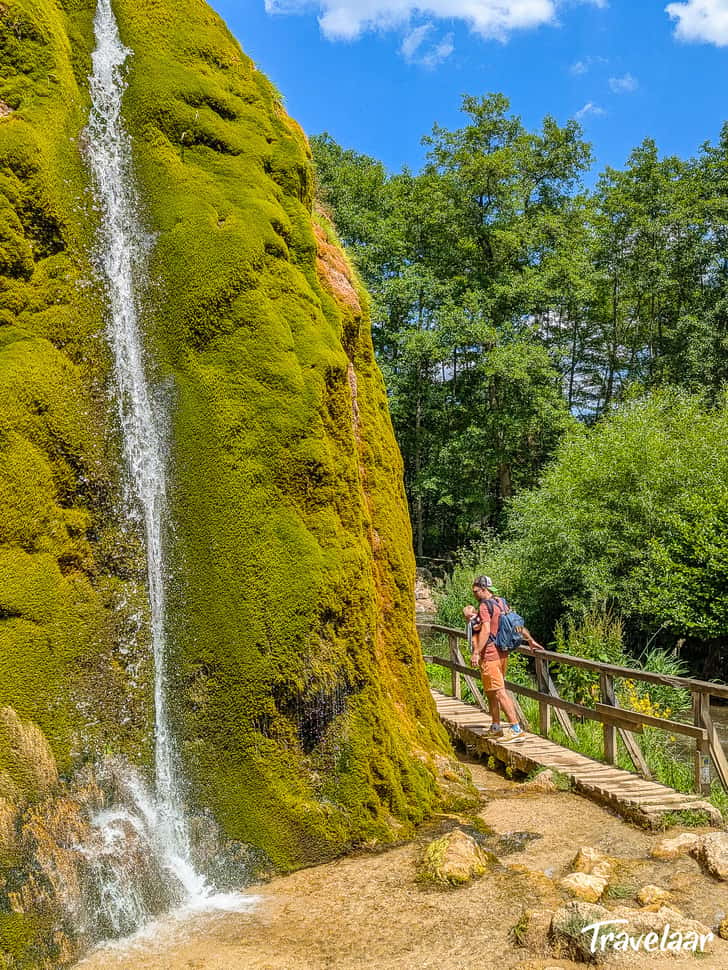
71, 757, 728, 970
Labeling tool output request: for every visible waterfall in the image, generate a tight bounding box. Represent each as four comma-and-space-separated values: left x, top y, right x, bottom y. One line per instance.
83, 0, 220, 933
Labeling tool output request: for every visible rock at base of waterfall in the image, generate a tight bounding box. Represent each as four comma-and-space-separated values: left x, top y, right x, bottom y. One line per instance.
559, 871, 608, 902
637, 884, 673, 908
418, 829, 492, 887
691, 831, 728, 880
551, 900, 720, 964
650, 832, 703, 860
572, 846, 614, 880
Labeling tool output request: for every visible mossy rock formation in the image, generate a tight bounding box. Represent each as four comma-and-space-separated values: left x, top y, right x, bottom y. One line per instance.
1, 2, 449, 944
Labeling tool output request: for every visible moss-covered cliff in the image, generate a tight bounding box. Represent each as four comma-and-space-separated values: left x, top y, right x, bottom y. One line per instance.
0, 1, 155, 961
1, 1, 450, 961
110, 0, 449, 867
0, 0, 154, 767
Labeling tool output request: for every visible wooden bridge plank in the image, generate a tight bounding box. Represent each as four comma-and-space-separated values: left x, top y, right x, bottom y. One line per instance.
431, 689, 713, 827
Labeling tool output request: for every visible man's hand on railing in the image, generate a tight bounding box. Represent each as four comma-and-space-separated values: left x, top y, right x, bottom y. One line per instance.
520, 628, 545, 650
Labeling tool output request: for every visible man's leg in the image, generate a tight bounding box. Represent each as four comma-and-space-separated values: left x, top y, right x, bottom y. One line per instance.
485, 690, 500, 724
480, 660, 504, 733
495, 687, 518, 725
498, 654, 525, 742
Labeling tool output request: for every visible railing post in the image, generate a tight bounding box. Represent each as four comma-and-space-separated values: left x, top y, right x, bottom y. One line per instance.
535, 654, 551, 736
449, 635, 461, 700
600, 671, 617, 765
693, 692, 712, 795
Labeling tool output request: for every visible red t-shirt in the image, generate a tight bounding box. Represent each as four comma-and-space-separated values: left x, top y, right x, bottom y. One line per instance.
478, 598, 504, 661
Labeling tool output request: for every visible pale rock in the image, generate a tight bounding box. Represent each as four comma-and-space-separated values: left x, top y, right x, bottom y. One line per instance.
637, 884, 672, 908
550, 900, 613, 961
650, 831, 703, 860
551, 900, 720, 963
692, 831, 728, 880
522, 769, 559, 793
559, 871, 607, 902
572, 845, 614, 880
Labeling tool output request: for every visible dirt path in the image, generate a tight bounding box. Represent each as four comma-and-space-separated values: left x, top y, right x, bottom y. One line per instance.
75, 758, 728, 970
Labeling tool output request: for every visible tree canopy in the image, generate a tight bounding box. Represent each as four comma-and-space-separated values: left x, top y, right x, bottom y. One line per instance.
312, 100, 728, 563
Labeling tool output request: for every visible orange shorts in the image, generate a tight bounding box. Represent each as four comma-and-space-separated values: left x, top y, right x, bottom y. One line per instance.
480, 653, 508, 692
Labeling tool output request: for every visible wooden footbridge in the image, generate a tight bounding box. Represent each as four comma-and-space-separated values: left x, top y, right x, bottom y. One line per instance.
418, 623, 728, 828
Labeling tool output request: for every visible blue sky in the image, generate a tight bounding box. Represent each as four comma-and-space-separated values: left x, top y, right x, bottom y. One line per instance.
210, 1, 728, 179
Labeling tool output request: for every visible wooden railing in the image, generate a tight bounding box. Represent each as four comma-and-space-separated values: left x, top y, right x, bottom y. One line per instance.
417, 622, 728, 795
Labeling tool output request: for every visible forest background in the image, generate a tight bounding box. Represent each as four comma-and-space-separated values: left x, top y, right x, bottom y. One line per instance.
312, 96, 728, 682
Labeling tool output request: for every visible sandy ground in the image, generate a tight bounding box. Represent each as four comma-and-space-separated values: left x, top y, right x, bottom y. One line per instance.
75, 758, 728, 970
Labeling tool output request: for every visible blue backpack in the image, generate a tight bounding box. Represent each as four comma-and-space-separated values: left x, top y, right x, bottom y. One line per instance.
485, 596, 526, 652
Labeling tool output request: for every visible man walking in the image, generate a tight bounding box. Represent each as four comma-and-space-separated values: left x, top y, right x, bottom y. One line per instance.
468, 575, 530, 743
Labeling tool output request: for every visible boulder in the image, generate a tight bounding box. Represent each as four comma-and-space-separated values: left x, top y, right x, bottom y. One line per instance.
691, 831, 728, 880
637, 884, 672, 908
650, 832, 703, 860
418, 829, 492, 887
572, 846, 614, 880
551, 900, 719, 963
550, 900, 614, 962
559, 872, 607, 903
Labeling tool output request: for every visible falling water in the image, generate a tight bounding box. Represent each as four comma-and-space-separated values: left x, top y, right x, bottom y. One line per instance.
84, 0, 208, 919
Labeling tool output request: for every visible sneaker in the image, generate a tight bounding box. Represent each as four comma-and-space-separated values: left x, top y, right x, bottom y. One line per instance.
487, 724, 503, 736
500, 726, 525, 743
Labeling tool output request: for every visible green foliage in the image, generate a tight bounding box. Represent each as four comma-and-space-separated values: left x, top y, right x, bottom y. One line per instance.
314, 106, 728, 563
313, 97, 582, 556
496, 390, 728, 658
553, 610, 626, 706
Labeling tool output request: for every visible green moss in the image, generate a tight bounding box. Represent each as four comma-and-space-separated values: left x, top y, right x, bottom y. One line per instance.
0, 0, 152, 782
3, 20, 452, 965
111, 0, 450, 865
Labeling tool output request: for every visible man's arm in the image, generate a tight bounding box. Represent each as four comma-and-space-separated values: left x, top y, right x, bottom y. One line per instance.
521, 627, 544, 650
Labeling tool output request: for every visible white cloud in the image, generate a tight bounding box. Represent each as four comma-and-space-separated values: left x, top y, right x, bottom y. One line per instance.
265, 0, 601, 41
575, 101, 606, 119
401, 22, 455, 65
666, 0, 728, 45
401, 23, 433, 58
608, 72, 638, 93
569, 54, 607, 75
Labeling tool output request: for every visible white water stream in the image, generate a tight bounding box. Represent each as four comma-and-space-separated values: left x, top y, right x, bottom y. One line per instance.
83, 0, 254, 940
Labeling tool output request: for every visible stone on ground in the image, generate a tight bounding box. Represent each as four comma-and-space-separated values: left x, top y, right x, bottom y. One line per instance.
551, 900, 720, 963
691, 831, 728, 880
559, 872, 607, 902
522, 769, 560, 793
419, 829, 491, 887
637, 884, 672, 908
650, 832, 703, 860
572, 846, 614, 880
